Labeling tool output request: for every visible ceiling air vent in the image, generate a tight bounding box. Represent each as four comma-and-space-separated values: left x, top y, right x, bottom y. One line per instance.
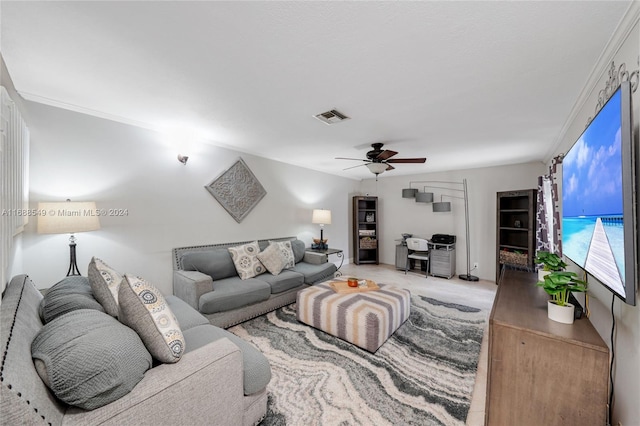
314, 109, 350, 125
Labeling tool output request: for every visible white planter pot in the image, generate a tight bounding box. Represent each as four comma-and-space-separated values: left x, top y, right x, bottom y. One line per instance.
538, 270, 551, 281
547, 301, 574, 324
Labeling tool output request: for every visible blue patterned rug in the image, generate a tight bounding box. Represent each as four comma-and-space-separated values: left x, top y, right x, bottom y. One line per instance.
230, 295, 488, 426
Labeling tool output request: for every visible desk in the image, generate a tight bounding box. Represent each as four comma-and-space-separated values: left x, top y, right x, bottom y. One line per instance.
305, 248, 344, 276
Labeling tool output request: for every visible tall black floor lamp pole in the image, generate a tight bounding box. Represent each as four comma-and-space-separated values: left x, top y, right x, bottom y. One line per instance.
459, 179, 479, 281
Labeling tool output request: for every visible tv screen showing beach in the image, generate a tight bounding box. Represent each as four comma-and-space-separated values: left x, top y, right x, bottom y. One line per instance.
562, 88, 626, 297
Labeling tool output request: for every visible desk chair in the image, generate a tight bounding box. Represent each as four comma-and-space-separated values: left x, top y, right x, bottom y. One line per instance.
405, 238, 430, 278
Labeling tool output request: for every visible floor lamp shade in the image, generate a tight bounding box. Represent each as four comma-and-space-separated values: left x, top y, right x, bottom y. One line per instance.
402, 188, 418, 198
432, 201, 451, 212
415, 192, 434, 203
37, 202, 101, 234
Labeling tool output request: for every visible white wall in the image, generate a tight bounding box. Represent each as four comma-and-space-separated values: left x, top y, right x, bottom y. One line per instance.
549, 11, 639, 425
18, 100, 359, 294
358, 162, 545, 281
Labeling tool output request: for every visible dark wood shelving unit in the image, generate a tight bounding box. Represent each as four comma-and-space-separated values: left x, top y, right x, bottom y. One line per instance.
495, 189, 536, 282
352, 196, 379, 265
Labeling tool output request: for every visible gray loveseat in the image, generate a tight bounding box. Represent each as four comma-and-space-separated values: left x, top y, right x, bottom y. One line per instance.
173, 236, 337, 328
1, 274, 271, 426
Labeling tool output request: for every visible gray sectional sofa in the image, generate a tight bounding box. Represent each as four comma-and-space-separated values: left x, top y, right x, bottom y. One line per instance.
1, 274, 271, 426
173, 236, 337, 328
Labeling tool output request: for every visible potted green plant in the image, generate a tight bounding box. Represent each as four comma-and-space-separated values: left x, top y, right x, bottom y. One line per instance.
536, 271, 587, 324
534, 251, 567, 280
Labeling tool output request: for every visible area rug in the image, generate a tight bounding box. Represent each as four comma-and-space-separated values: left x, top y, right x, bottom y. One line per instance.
229, 294, 488, 426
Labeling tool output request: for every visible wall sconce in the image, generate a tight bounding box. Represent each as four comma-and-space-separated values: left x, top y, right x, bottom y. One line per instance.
400, 179, 478, 282
177, 154, 189, 165
37, 199, 101, 276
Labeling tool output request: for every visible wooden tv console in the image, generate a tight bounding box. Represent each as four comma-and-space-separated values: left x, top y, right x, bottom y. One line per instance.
485, 269, 609, 425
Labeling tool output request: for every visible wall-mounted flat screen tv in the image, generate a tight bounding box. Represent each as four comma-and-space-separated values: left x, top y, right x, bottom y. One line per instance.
562, 81, 637, 306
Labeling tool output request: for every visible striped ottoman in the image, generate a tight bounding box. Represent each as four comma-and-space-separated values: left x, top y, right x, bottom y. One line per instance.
296, 282, 411, 353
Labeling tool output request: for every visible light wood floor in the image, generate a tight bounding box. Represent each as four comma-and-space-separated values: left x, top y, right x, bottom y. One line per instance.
336, 263, 498, 426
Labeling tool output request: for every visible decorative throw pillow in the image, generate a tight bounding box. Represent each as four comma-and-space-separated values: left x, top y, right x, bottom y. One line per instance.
228, 241, 266, 279
88, 257, 123, 318
269, 240, 295, 269
290, 239, 306, 263
257, 243, 287, 275
118, 274, 185, 363
31, 309, 152, 410
39, 276, 105, 323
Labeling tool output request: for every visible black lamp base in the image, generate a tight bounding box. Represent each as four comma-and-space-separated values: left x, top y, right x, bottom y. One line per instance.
459, 274, 479, 282
66, 240, 81, 277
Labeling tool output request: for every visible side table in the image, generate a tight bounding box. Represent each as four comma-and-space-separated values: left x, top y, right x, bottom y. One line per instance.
305, 248, 344, 276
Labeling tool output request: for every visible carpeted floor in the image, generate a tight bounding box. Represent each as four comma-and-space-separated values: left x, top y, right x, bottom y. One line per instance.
229, 293, 489, 426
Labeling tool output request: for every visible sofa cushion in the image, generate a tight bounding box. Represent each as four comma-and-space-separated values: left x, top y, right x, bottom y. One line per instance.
88, 257, 123, 318
166, 295, 210, 331
181, 248, 237, 280
119, 274, 186, 363
199, 277, 271, 315
39, 276, 104, 323
31, 309, 152, 410
269, 240, 295, 269
291, 239, 306, 263
256, 243, 287, 275
228, 241, 266, 280
258, 270, 305, 294
182, 325, 271, 396
291, 261, 337, 284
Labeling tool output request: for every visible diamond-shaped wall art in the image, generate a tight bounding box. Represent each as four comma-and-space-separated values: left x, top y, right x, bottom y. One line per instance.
205, 158, 267, 223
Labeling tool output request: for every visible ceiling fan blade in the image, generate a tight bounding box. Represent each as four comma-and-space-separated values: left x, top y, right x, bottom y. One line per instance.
376, 150, 398, 161
335, 157, 369, 162
342, 163, 368, 171
385, 164, 395, 171
386, 157, 427, 164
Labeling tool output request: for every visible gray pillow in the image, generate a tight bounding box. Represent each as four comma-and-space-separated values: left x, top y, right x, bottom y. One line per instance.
31, 309, 152, 410
39, 276, 105, 323
181, 249, 237, 280
291, 239, 306, 264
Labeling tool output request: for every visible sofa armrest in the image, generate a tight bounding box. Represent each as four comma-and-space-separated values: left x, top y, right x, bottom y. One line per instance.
63, 338, 244, 426
303, 251, 328, 265
173, 270, 214, 311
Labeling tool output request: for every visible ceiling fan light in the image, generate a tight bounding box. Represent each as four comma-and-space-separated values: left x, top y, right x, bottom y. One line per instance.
366, 163, 387, 174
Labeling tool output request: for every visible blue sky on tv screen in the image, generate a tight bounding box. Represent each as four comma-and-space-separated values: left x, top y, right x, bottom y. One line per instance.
562, 89, 622, 218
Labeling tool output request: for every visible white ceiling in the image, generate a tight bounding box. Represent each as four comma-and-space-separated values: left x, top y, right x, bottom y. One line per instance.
1, 1, 632, 180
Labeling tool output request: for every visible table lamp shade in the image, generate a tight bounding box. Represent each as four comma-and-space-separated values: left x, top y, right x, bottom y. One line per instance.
37, 202, 101, 234
312, 209, 332, 225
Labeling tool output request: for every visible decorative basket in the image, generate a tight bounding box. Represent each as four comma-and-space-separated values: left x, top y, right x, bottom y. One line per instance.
499, 250, 528, 266
360, 237, 377, 249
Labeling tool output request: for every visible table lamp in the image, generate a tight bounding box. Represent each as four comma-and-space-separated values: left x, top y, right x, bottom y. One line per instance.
37, 200, 101, 276
312, 209, 331, 249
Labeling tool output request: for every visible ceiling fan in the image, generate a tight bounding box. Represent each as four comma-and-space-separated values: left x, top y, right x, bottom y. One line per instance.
336, 143, 426, 178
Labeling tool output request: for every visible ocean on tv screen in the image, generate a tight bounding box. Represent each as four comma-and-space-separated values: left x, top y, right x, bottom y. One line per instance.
563, 215, 626, 295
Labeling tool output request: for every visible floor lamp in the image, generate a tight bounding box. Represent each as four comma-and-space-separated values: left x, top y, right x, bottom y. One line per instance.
401, 179, 479, 282
37, 200, 101, 276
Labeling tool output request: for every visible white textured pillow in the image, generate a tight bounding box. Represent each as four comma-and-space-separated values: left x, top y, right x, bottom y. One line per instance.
257, 244, 287, 275
269, 240, 295, 269
88, 257, 123, 317
228, 241, 266, 279
118, 274, 185, 363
